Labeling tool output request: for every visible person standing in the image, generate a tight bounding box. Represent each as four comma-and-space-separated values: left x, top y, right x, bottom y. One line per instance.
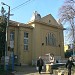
49, 53, 55, 74
66, 57, 74, 75
37, 56, 44, 74
49, 53, 55, 65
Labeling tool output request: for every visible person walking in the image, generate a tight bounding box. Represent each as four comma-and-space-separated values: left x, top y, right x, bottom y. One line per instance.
66, 57, 74, 75
37, 56, 44, 74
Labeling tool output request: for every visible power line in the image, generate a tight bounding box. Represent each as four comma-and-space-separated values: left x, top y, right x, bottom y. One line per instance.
11, 0, 34, 11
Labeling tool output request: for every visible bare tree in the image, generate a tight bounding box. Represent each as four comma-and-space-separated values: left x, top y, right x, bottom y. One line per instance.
59, 0, 75, 44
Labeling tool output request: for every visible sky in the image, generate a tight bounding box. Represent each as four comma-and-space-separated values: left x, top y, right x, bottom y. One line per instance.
0, 0, 64, 23
0, 0, 69, 44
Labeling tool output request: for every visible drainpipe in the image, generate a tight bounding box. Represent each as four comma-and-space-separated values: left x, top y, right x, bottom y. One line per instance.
17, 24, 19, 65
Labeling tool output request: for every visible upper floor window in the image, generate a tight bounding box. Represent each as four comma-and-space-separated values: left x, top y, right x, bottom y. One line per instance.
10, 32, 14, 41
24, 32, 28, 51
10, 32, 14, 49
46, 32, 56, 46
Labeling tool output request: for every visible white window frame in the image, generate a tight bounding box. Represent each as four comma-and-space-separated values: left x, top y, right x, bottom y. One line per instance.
24, 32, 28, 51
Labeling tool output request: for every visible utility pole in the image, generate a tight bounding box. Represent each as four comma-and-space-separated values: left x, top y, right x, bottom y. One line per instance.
1, 2, 10, 71
1, 2, 10, 56
1, 2, 14, 71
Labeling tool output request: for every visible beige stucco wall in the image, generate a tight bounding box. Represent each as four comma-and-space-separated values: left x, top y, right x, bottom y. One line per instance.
8, 25, 33, 65
31, 22, 64, 62
17, 27, 33, 64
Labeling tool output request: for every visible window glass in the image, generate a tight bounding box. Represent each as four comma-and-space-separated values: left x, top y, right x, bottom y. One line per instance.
24, 32, 28, 50
10, 32, 14, 41
24, 32, 28, 38
24, 39, 28, 44
46, 33, 56, 46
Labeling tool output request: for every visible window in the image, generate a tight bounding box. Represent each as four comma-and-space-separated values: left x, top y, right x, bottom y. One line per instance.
46, 32, 56, 46
10, 32, 14, 41
24, 32, 28, 51
10, 32, 14, 48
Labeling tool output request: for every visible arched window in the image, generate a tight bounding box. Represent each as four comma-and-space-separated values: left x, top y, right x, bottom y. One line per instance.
46, 33, 56, 46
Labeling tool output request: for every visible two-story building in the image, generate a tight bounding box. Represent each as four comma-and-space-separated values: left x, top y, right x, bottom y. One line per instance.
6, 11, 64, 65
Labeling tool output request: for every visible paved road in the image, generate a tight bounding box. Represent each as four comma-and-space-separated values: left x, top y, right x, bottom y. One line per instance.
14, 66, 75, 75
14, 66, 54, 75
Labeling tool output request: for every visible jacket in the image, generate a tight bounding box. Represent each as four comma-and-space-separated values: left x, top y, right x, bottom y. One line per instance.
66, 60, 74, 69
37, 58, 44, 67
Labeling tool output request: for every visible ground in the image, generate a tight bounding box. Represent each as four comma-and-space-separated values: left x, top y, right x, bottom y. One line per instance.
0, 65, 75, 75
